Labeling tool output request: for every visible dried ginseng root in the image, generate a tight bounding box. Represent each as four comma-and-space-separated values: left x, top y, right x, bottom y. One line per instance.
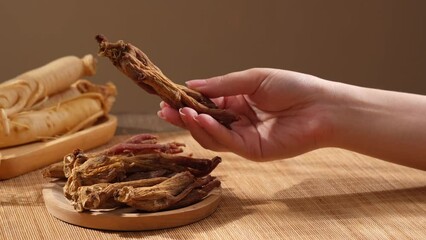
42, 134, 222, 213
42, 162, 66, 179
95, 34, 239, 128
63, 151, 221, 201
73, 173, 220, 212
170, 175, 221, 210
62, 133, 185, 178
73, 177, 168, 212
43, 133, 185, 179
114, 171, 220, 212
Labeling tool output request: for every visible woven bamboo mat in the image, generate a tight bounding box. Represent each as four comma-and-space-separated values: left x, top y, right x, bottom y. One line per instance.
1, 131, 425, 239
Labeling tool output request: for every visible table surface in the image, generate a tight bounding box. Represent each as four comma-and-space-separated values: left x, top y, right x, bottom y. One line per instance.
1, 114, 425, 240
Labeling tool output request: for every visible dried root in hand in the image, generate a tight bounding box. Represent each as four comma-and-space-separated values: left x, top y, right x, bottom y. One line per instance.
95, 34, 239, 128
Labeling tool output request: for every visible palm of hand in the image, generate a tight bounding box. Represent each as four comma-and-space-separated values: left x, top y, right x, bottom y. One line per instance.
223, 73, 328, 160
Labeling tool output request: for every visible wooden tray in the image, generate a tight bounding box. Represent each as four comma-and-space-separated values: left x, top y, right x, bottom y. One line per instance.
42, 181, 221, 231
0, 115, 117, 180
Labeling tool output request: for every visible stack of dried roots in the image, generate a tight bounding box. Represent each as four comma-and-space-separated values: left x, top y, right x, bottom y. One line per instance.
43, 134, 221, 212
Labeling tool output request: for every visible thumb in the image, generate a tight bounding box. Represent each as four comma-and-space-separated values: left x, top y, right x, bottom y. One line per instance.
186, 68, 273, 98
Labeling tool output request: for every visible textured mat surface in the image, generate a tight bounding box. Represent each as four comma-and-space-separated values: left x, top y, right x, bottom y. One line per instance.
1, 131, 425, 239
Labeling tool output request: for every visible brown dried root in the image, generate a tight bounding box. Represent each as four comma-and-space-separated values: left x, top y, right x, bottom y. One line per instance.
62, 133, 185, 178
114, 171, 218, 212
96, 34, 239, 128
170, 175, 221, 210
63, 152, 221, 201
46, 134, 222, 213
42, 161, 66, 179
73, 177, 168, 212
41, 134, 184, 180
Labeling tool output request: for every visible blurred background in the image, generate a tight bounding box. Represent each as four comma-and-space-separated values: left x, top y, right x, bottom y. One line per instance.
0, 0, 425, 115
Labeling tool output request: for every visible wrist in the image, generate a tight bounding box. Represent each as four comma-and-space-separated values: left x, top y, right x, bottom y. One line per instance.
318, 80, 381, 149
322, 80, 426, 169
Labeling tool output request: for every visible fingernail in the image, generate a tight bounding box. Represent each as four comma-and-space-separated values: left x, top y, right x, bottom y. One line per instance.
193, 115, 200, 124
185, 79, 206, 89
157, 110, 165, 119
178, 108, 188, 124
159, 101, 165, 108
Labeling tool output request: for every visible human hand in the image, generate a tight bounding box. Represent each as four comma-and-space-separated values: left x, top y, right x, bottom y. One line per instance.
157, 68, 334, 161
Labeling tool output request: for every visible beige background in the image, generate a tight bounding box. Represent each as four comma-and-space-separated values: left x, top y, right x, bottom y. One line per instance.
0, 1, 425, 114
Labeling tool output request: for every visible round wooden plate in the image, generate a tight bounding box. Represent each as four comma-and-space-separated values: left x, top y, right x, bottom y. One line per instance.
42, 181, 221, 231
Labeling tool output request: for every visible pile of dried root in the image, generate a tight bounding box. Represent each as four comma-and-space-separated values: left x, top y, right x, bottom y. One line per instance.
43, 134, 221, 212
